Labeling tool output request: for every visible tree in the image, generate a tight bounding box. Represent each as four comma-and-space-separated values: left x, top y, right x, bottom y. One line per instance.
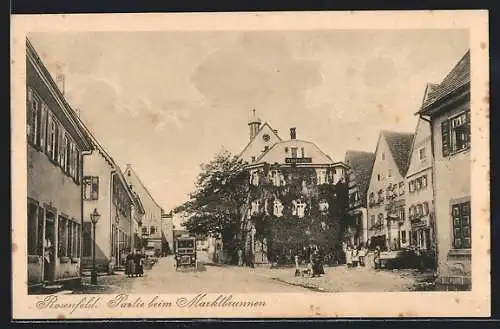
175, 150, 250, 259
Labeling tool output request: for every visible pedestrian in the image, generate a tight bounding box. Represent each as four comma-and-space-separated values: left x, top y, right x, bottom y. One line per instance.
125, 250, 136, 278
294, 255, 300, 277
134, 250, 144, 277
239, 248, 244, 266
374, 246, 381, 270
345, 244, 353, 269
352, 246, 359, 268
358, 244, 367, 267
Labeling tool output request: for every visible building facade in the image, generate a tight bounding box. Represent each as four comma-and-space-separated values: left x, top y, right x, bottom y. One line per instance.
240, 112, 349, 265
161, 211, 174, 255
418, 50, 471, 289
124, 164, 165, 253
81, 139, 145, 272
345, 151, 375, 247
367, 131, 414, 251
405, 117, 436, 254
26, 39, 94, 290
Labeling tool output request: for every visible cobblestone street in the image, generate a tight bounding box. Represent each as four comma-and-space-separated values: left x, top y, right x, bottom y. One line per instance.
71, 256, 434, 294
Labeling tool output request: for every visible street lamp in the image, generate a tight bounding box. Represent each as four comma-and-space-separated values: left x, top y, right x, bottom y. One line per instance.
90, 208, 101, 285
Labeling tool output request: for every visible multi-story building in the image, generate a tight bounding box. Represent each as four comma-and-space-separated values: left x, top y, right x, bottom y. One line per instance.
26, 39, 94, 291
81, 136, 145, 272
418, 50, 471, 290
345, 151, 375, 247
160, 211, 174, 255
124, 164, 164, 253
366, 131, 414, 251
240, 111, 349, 265
405, 116, 436, 254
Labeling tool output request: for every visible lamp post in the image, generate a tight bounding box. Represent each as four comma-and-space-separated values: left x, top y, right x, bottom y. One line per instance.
90, 208, 101, 285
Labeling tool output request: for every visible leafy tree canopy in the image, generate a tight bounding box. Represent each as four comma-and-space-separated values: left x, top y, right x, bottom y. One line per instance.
175, 150, 250, 248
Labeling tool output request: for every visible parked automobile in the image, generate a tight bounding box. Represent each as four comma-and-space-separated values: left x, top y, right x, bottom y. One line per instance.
174, 236, 197, 271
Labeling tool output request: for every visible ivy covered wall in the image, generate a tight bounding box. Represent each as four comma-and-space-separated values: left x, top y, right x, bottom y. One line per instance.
245, 163, 349, 263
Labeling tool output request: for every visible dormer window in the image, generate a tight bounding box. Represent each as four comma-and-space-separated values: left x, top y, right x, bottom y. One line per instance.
291, 147, 298, 158
251, 156, 256, 162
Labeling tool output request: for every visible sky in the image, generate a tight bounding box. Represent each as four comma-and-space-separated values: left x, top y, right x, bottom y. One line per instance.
29, 29, 469, 213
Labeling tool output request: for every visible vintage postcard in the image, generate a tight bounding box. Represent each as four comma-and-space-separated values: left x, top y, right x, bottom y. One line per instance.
11, 10, 490, 319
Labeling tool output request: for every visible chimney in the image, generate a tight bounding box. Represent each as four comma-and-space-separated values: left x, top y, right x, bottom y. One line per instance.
290, 127, 296, 140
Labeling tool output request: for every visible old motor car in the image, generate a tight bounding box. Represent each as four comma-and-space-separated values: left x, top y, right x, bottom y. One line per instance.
174, 236, 197, 271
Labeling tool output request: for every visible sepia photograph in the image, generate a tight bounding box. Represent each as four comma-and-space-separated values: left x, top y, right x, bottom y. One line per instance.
11, 11, 490, 318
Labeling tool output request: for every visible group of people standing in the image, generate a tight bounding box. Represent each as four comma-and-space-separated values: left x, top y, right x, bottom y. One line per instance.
294, 245, 325, 278
125, 249, 145, 278
344, 242, 368, 268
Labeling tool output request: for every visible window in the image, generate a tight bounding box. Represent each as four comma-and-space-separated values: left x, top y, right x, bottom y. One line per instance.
82, 222, 92, 257
416, 177, 423, 190
292, 200, 306, 218
370, 215, 375, 226
399, 182, 405, 195
419, 147, 426, 161
388, 169, 392, 177
422, 175, 428, 188
291, 147, 298, 158
83, 176, 99, 200
150, 226, 156, 235
273, 199, 284, 217
409, 181, 415, 193
401, 231, 407, 244
442, 111, 471, 156
142, 227, 148, 234
382, 152, 385, 160
58, 216, 68, 257
46, 114, 56, 159
251, 156, 256, 162
27, 88, 40, 146
377, 213, 384, 225
284, 147, 289, 153
423, 202, 429, 216
301, 147, 305, 158
59, 131, 68, 170
377, 174, 381, 181
452, 202, 471, 249
417, 204, 424, 216
369, 192, 375, 205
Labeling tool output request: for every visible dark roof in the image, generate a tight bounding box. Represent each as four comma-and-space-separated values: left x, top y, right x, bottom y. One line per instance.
421, 50, 470, 110
382, 131, 415, 177
345, 150, 375, 206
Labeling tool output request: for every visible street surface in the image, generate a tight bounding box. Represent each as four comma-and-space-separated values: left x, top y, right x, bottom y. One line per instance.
74, 256, 433, 294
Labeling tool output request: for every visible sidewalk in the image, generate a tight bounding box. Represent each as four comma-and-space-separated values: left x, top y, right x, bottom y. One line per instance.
251, 265, 435, 292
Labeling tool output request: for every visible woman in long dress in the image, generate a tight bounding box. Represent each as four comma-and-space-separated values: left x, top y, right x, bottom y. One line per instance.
125, 251, 136, 278
345, 245, 353, 268
135, 251, 144, 277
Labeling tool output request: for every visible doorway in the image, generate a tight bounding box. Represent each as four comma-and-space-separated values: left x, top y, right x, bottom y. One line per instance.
44, 212, 55, 282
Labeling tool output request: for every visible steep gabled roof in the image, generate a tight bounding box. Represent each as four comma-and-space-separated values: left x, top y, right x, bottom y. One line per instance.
421, 50, 470, 111
345, 150, 375, 205
238, 122, 282, 158
382, 130, 415, 177
124, 165, 164, 212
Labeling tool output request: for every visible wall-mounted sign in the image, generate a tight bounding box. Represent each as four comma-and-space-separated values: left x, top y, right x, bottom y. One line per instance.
285, 157, 312, 164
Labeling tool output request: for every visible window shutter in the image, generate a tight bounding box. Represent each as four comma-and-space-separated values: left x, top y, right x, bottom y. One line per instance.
441, 119, 451, 157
